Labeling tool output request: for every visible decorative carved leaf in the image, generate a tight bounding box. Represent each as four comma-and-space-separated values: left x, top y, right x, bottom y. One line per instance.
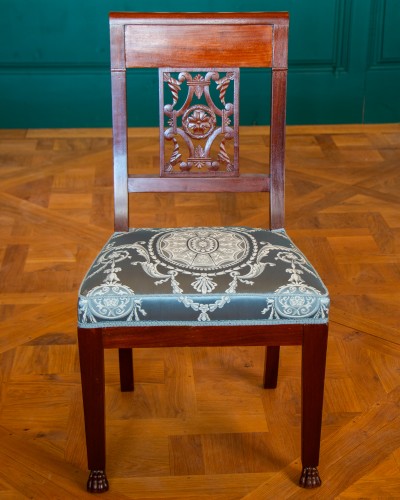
215, 72, 234, 105
194, 145, 205, 158
195, 85, 204, 99
193, 74, 205, 99
163, 72, 181, 106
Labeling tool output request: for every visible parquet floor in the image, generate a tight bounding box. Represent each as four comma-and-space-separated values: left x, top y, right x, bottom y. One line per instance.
0, 124, 399, 499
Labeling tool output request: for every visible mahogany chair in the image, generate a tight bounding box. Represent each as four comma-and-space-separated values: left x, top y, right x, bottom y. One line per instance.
77, 12, 329, 493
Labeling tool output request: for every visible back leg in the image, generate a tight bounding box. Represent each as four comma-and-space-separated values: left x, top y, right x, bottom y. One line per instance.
263, 346, 280, 389
119, 348, 134, 392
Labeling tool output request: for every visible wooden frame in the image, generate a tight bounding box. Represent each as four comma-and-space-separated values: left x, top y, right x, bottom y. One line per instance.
77, 12, 329, 493
110, 12, 288, 232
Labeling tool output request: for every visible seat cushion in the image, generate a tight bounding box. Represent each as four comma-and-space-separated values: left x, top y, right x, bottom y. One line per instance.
78, 227, 329, 327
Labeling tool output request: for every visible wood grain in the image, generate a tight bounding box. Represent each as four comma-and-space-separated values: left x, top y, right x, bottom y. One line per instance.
0, 124, 400, 497
110, 12, 287, 233
124, 24, 273, 68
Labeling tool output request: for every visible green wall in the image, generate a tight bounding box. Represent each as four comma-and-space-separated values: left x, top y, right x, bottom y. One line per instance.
1, 0, 399, 127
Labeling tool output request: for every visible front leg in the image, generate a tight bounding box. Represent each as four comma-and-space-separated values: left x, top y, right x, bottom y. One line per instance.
299, 466, 321, 488
87, 470, 109, 493
299, 324, 328, 488
78, 328, 108, 492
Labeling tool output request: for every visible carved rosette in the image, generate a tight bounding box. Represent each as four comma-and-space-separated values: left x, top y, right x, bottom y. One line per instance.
161, 68, 239, 176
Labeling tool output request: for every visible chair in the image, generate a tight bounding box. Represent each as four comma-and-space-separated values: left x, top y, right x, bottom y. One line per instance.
77, 12, 329, 493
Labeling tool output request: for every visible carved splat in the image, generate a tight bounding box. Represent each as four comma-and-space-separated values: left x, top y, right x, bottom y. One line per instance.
160, 68, 239, 176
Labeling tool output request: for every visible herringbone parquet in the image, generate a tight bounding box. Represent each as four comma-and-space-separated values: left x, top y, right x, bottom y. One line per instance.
0, 125, 399, 499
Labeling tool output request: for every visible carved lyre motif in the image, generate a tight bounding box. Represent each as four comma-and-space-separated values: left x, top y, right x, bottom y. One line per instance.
160, 68, 239, 176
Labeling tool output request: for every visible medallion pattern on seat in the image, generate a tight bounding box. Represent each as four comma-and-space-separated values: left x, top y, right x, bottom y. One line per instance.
78, 227, 329, 327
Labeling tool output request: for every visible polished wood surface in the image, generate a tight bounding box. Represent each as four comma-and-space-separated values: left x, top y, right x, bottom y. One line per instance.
84, 13, 325, 493
124, 24, 273, 68
110, 12, 288, 231
0, 124, 400, 497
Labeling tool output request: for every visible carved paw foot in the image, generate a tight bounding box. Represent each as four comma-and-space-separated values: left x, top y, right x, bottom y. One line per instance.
299, 466, 321, 488
87, 470, 109, 493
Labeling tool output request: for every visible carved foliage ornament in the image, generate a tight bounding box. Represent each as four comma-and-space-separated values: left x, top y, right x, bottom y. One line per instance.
160, 68, 239, 176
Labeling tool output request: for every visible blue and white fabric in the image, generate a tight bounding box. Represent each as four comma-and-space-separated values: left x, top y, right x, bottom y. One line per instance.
78, 227, 329, 327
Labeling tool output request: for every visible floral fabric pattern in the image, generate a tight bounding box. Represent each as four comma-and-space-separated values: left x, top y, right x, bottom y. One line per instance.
78, 227, 329, 327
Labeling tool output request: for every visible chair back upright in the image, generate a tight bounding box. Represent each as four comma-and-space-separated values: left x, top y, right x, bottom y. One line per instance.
109, 12, 289, 231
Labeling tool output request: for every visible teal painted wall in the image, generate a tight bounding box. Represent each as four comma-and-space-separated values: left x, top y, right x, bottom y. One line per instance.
1, 0, 399, 127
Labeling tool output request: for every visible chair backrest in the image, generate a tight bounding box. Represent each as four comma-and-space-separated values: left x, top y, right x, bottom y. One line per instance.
109, 12, 289, 231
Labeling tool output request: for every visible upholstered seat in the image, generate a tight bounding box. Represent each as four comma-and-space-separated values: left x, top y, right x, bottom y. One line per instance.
79, 227, 329, 327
